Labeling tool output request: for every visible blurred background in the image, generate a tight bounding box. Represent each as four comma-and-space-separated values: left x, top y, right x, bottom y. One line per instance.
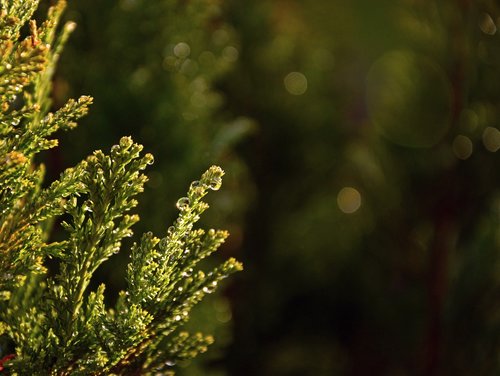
48, 0, 500, 375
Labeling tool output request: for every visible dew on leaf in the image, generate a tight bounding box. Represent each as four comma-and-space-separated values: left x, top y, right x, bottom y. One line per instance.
159, 238, 168, 248
190, 180, 202, 190
207, 177, 222, 190
176, 197, 190, 211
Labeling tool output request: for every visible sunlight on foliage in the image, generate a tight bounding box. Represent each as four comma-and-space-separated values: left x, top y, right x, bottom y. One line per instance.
0, 1, 241, 374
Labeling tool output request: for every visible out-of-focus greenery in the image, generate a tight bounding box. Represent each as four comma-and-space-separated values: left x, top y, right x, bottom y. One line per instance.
53, 0, 252, 374
57, 0, 253, 233
54, 0, 499, 375
222, 1, 500, 375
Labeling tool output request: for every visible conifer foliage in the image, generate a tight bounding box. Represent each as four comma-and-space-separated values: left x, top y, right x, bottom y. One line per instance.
0, 1, 242, 374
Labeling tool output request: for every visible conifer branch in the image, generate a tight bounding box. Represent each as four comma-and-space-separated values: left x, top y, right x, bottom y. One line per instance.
0, 1, 242, 374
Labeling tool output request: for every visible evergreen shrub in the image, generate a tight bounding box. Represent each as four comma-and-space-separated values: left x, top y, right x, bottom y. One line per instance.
0, 1, 241, 374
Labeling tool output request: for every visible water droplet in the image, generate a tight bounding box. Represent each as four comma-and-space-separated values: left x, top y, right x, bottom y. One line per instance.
174, 315, 182, 321
65, 22, 77, 32
176, 197, 190, 211
177, 286, 183, 292
208, 177, 222, 190
165, 360, 176, 367
202, 282, 217, 294
190, 180, 201, 189
159, 238, 168, 248
119, 136, 133, 148
181, 268, 193, 277
145, 153, 154, 165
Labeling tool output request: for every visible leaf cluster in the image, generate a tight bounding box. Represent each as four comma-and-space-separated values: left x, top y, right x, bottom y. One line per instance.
0, 1, 241, 374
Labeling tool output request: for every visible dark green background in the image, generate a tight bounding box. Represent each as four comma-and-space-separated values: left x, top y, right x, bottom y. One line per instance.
49, 1, 500, 375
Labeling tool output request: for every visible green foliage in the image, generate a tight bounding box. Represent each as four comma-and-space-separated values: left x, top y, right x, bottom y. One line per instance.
59, 0, 253, 235
0, 1, 241, 374
57, 3, 252, 372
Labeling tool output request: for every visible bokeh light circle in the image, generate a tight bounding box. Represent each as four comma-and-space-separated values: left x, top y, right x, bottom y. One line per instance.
337, 187, 362, 214
452, 135, 473, 160
482, 126, 500, 152
366, 50, 452, 148
284, 72, 308, 95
